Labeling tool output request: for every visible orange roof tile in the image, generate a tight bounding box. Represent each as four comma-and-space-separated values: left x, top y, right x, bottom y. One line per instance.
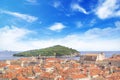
71, 74, 87, 79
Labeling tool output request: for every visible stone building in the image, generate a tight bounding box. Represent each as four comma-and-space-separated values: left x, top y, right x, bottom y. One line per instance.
79, 52, 105, 64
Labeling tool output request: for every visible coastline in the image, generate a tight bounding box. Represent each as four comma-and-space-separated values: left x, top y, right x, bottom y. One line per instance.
0, 51, 120, 61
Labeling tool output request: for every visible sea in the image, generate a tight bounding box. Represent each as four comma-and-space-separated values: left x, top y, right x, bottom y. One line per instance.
0, 51, 120, 61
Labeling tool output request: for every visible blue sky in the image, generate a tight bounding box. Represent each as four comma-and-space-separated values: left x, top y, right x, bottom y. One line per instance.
0, 0, 120, 51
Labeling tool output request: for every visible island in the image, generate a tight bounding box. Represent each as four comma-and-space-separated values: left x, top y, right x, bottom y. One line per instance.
13, 45, 80, 57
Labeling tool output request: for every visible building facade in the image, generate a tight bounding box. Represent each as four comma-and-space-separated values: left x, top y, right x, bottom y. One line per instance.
80, 53, 105, 64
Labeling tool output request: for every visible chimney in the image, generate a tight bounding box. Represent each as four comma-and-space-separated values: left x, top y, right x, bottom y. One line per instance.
87, 69, 91, 79
21, 61, 24, 67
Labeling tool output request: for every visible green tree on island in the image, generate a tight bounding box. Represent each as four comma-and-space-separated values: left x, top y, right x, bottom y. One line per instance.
13, 45, 79, 57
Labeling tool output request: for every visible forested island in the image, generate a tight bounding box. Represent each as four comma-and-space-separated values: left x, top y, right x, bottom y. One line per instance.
13, 45, 79, 57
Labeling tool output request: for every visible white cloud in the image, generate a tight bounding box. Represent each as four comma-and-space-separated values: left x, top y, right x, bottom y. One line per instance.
26, 0, 38, 5
26, 0, 37, 3
115, 21, 120, 28
57, 35, 120, 51
89, 19, 96, 26
48, 23, 66, 32
1, 10, 38, 23
71, 3, 88, 14
95, 0, 120, 19
0, 21, 120, 51
75, 21, 83, 28
0, 26, 32, 51
84, 25, 120, 39
53, 1, 61, 8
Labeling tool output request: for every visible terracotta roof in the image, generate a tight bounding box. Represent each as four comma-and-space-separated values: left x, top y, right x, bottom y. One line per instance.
106, 72, 120, 80
0, 62, 7, 68
59, 77, 65, 80
71, 74, 87, 79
